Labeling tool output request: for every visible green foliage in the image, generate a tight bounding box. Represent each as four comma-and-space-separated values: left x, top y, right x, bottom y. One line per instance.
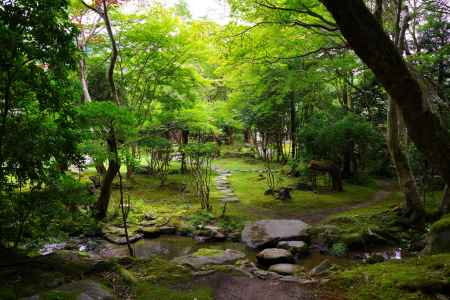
0, 174, 95, 248
330, 242, 348, 257
0, 0, 88, 248
299, 112, 385, 176
188, 210, 215, 228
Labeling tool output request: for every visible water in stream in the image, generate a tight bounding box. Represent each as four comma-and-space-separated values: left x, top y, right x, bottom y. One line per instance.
42, 235, 405, 272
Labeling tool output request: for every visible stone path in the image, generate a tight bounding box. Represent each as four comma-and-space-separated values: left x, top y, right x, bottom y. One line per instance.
215, 169, 240, 203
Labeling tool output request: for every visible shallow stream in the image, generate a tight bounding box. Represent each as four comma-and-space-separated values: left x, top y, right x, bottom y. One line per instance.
42, 235, 405, 272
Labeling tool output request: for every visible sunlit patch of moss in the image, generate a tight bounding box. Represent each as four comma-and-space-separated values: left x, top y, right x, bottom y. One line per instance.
132, 257, 192, 285
220, 163, 380, 220
334, 254, 450, 300
193, 248, 225, 257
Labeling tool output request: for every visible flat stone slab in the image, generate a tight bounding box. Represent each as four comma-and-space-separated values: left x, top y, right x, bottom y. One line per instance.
241, 219, 310, 249
173, 248, 245, 269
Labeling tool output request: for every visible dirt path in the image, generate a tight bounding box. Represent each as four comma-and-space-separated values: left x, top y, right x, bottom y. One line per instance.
194, 273, 345, 300
294, 180, 397, 224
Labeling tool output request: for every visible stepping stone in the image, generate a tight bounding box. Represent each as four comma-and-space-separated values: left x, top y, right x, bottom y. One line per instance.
256, 248, 294, 267
268, 263, 301, 275
173, 249, 245, 269
277, 241, 308, 256
221, 197, 240, 203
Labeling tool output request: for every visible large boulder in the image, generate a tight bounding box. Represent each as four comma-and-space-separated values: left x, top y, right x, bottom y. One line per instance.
256, 248, 294, 267
241, 219, 310, 249
172, 248, 245, 269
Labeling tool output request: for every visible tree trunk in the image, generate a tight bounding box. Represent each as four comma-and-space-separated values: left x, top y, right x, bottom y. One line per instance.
320, 0, 450, 207
95, 137, 119, 220
342, 142, 353, 179
101, 0, 121, 105
289, 95, 297, 159
387, 100, 424, 218
382, 0, 424, 220
79, 57, 91, 103
180, 129, 189, 174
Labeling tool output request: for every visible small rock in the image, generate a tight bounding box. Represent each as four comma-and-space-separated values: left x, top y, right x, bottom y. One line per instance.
309, 259, 332, 276
143, 213, 156, 220
256, 248, 294, 267
268, 263, 301, 275
253, 269, 281, 280
277, 241, 308, 256
276, 187, 292, 200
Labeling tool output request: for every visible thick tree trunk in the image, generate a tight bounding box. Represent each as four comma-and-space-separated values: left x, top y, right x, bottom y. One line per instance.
320, 0, 450, 203
95, 156, 119, 220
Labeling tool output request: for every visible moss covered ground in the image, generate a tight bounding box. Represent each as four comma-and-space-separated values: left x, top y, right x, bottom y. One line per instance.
214, 158, 380, 221
334, 254, 450, 300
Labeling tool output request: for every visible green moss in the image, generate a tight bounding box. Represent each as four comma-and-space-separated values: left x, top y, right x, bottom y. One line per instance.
132, 257, 192, 285
316, 193, 407, 248
431, 214, 450, 233
117, 266, 138, 285
214, 158, 381, 221
334, 254, 450, 300
135, 283, 213, 300
193, 248, 225, 257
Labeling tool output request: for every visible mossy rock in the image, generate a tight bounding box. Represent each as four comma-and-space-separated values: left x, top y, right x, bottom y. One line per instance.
426, 214, 450, 254
193, 248, 225, 257
431, 214, 450, 234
